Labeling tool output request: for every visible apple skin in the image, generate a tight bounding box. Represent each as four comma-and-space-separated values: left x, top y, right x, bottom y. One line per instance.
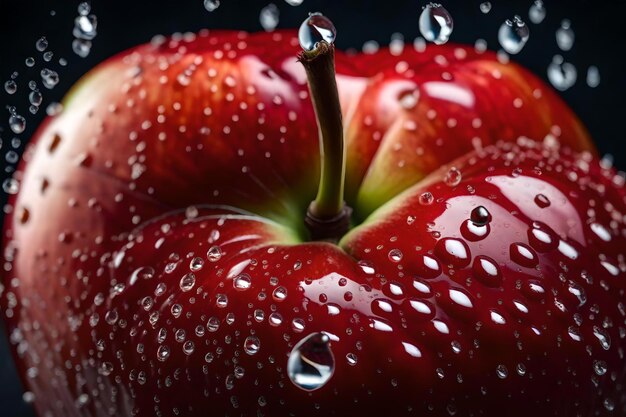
1, 29, 622, 417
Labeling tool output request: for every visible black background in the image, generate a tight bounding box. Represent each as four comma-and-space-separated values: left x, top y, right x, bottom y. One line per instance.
1, 0, 625, 415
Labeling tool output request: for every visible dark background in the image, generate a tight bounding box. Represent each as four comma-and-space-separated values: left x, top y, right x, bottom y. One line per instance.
1, 0, 625, 415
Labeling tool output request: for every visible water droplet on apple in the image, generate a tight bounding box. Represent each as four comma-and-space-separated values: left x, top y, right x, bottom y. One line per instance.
273, 286, 288, 301
556, 19, 574, 51
260, 3, 280, 32
472, 256, 502, 286
548, 55, 577, 91
207, 316, 220, 332
528, 0, 546, 24
287, 332, 335, 391
190, 257, 204, 271
346, 352, 357, 365
204, 0, 220, 12
470, 205, 491, 226
510, 243, 538, 268
444, 167, 462, 187
534, 193, 550, 208
244, 336, 261, 355
179, 273, 196, 292
435, 238, 471, 268
419, 3, 454, 45
298, 12, 337, 51
399, 89, 420, 109
234, 274, 252, 290
496, 364, 508, 379
157, 345, 170, 362
593, 326, 611, 350
419, 191, 434, 205
498, 16, 529, 55
388, 249, 403, 263
593, 360, 608, 376
207, 245, 222, 262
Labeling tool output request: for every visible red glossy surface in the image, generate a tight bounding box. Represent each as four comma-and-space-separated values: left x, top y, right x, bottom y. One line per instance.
1, 30, 622, 417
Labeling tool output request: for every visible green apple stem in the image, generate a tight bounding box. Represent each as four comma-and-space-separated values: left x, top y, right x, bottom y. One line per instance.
299, 41, 351, 241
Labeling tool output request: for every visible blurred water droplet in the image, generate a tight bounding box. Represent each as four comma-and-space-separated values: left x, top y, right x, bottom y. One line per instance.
298, 12, 336, 51
444, 167, 462, 187
479, 2, 491, 14
547, 55, 577, 91
179, 273, 196, 292
529, 0, 546, 24
287, 332, 335, 391
204, 0, 220, 12
556, 19, 574, 51
260, 3, 280, 32
74, 14, 98, 40
586, 66, 600, 88
40, 68, 59, 89
593, 360, 607, 376
78, 2, 91, 15
498, 16, 529, 54
157, 345, 170, 362
4, 80, 17, 94
9, 113, 26, 134
35, 36, 48, 52
419, 191, 434, 205
46, 102, 63, 116
419, 3, 454, 45
284, 0, 303, 5
2, 178, 19, 195
72, 39, 92, 57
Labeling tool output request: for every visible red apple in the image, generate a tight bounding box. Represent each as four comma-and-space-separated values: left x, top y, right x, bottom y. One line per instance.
2, 28, 625, 417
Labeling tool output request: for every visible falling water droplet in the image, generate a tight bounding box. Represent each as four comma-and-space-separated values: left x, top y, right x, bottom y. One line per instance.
556, 19, 574, 51
298, 12, 337, 51
547, 55, 577, 91
40, 68, 59, 89
586, 66, 600, 88
74, 14, 98, 40
2, 178, 19, 195
479, 2, 491, 14
35, 37, 49, 52
284, 0, 303, 5
498, 16, 529, 54
260, 3, 280, 32
204, 0, 221, 12
528, 0, 546, 24
9, 113, 26, 134
287, 332, 335, 391
4, 80, 17, 94
72, 39, 92, 57
419, 3, 454, 45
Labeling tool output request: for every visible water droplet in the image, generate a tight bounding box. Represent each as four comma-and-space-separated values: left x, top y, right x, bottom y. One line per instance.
3, 178, 20, 195
449, 288, 473, 308
29, 90, 42, 106
510, 243, 538, 268
40, 68, 59, 89
179, 273, 196, 292
157, 345, 170, 362
498, 16, 529, 55
528, 0, 546, 24
269, 312, 283, 326
285, 0, 303, 5
183, 340, 195, 355
129, 266, 155, 285
234, 274, 252, 290
415, 254, 442, 278
204, 0, 220, 12
470, 206, 491, 226
496, 364, 508, 379
593, 360, 607, 376
298, 12, 336, 51
9, 113, 26, 134
399, 89, 419, 109
586, 66, 600, 88
472, 256, 502, 286
273, 286, 288, 301
604, 398, 615, 411
46, 102, 63, 116
207, 245, 222, 262
35, 36, 48, 52
99, 362, 114, 376
419, 3, 454, 45
287, 332, 335, 391
74, 14, 98, 40
346, 352, 357, 365
25, 57, 35, 67
479, 2, 491, 13
593, 326, 611, 350
547, 55, 577, 91
388, 249, 403, 263
516, 363, 526, 376
534, 193, 550, 208
490, 310, 506, 325
556, 19, 574, 51
244, 336, 261, 355
260, 3, 280, 32
72, 39, 92, 58
4, 80, 17, 95
444, 167, 462, 187
435, 238, 471, 268
78, 2, 90, 15
207, 316, 220, 332
419, 191, 434, 205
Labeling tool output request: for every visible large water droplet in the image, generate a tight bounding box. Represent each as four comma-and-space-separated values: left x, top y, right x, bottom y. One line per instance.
287, 332, 335, 391
40, 68, 59, 89
244, 336, 261, 355
547, 55, 577, 91
179, 273, 196, 292
234, 274, 252, 290
593, 326, 611, 350
470, 206, 491, 226
260, 3, 280, 32
204, 0, 220, 12
586, 66, 600, 88
556, 19, 574, 51
4, 80, 17, 95
419, 3, 454, 45
74, 14, 98, 40
9, 113, 26, 134
528, 0, 546, 24
298, 12, 337, 51
444, 167, 462, 187
35, 36, 48, 52
479, 2, 491, 14
498, 16, 529, 55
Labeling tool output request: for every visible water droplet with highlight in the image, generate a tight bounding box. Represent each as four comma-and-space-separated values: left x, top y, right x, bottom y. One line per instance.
498, 16, 529, 54
204, 0, 220, 11
287, 332, 335, 391
260, 3, 280, 32
547, 55, 577, 91
298, 12, 337, 51
528, 0, 546, 24
556, 19, 574, 51
419, 3, 454, 45
444, 167, 462, 186
480, 2, 491, 14
586, 66, 600, 88
244, 336, 261, 355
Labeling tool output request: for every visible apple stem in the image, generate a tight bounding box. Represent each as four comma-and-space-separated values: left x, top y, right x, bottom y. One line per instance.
299, 41, 352, 241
